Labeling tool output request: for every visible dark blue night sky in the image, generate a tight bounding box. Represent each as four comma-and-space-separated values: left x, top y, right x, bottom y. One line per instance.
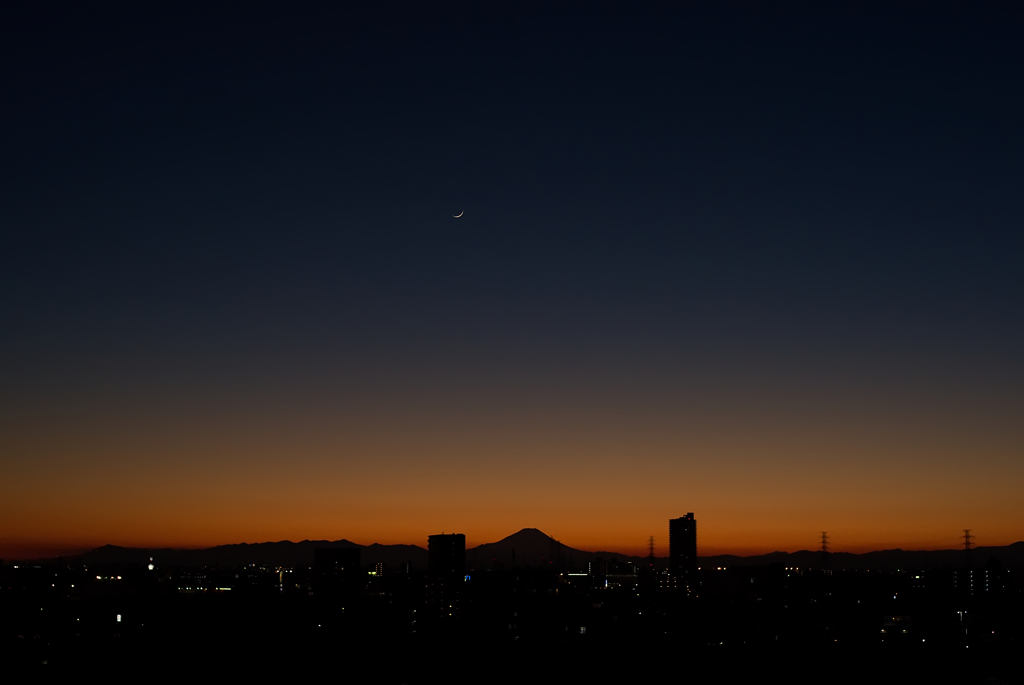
2, 3, 1022, 557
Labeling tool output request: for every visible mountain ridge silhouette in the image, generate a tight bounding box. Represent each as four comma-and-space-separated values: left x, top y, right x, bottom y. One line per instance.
21, 530, 1024, 570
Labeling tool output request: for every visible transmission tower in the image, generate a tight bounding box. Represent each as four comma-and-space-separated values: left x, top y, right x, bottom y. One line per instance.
820, 532, 830, 570
963, 529, 974, 569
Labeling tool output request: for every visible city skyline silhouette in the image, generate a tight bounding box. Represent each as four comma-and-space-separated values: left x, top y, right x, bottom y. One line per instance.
7, 522, 1018, 570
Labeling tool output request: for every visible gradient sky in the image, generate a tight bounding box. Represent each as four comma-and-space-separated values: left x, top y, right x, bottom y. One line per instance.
2, 2, 1022, 560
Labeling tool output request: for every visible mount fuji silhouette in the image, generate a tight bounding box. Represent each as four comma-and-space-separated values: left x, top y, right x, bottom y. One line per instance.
465, 528, 621, 569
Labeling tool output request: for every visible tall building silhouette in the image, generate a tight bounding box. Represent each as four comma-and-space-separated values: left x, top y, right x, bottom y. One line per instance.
428, 533, 466, 576
669, 513, 697, 576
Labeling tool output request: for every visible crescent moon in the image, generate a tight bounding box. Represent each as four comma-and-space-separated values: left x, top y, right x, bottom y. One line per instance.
453, 211, 463, 218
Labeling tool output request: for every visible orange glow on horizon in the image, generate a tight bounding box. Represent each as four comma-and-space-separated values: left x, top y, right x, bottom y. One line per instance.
4, 362, 1021, 562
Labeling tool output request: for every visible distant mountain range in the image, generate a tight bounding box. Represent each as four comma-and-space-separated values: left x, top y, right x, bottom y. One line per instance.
700, 543, 1024, 571
24, 529, 1024, 571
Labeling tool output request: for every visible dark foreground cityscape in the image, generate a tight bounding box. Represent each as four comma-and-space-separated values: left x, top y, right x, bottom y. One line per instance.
3, 516, 1022, 683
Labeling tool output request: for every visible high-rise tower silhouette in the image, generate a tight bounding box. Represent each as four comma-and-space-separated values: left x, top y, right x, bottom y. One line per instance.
669, 513, 697, 576
428, 533, 466, 576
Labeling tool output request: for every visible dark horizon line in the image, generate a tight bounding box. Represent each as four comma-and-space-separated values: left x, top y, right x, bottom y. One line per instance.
9, 529, 1023, 564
